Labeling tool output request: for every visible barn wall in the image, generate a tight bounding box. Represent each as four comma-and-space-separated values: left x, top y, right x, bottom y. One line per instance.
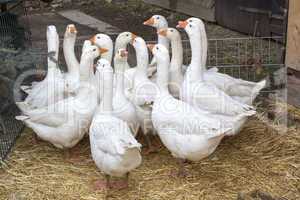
143, 0, 215, 22
286, 0, 300, 71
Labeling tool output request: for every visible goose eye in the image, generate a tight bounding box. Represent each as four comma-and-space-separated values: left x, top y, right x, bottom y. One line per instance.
156, 16, 159, 20
126, 34, 129, 37
97, 36, 100, 39
156, 47, 159, 50
189, 24, 193, 28
170, 29, 174, 32
93, 49, 96, 52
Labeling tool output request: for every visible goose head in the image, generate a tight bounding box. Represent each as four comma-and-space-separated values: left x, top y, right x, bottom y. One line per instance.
115, 32, 135, 50
186, 17, 204, 26
90, 33, 113, 61
143, 15, 168, 29
148, 44, 170, 64
158, 28, 181, 41
95, 58, 113, 92
47, 25, 57, 37
96, 58, 112, 73
130, 36, 147, 52
83, 45, 107, 60
64, 24, 78, 38
81, 40, 92, 54
176, 20, 200, 37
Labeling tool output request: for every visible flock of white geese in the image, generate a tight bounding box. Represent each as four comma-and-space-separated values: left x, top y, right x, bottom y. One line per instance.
15, 15, 266, 189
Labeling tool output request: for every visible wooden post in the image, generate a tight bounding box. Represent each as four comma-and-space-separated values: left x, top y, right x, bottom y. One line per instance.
286, 0, 300, 73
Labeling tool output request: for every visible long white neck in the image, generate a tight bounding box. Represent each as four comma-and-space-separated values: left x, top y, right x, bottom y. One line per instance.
136, 46, 149, 77
63, 36, 80, 75
170, 37, 183, 73
79, 54, 93, 82
200, 24, 208, 68
158, 35, 170, 50
189, 33, 204, 81
100, 70, 113, 113
47, 33, 58, 70
156, 56, 170, 95
115, 61, 125, 95
102, 43, 113, 63
114, 39, 126, 53
114, 40, 130, 70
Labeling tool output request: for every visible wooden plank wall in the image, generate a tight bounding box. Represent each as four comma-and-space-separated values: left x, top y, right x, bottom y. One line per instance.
286, 0, 300, 71
143, 0, 215, 22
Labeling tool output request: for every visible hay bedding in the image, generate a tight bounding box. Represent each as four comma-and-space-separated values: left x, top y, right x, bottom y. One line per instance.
0, 118, 299, 200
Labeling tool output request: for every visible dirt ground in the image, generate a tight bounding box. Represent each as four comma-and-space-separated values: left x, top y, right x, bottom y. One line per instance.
28, 0, 245, 42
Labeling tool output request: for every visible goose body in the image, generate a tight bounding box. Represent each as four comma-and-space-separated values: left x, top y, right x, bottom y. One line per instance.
150, 44, 230, 162
89, 60, 141, 181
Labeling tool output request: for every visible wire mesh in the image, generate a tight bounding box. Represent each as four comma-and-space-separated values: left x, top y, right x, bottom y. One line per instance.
0, 0, 30, 163
147, 36, 285, 84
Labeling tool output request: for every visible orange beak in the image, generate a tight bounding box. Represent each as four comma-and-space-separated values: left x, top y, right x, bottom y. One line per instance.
69, 26, 77, 34
158, 29, 167, 37
143, 17, 155, 26
131, 33, 138, 44
147, 44, 155, 52
90, 35, 96, 44
99, 47, 108, 54
177, 20, 188, 29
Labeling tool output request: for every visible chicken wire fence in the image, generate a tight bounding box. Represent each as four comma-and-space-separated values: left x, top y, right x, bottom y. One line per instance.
0, 0, 31, 163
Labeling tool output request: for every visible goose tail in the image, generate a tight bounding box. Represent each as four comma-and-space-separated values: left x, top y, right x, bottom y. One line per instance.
252, 79, 266, 96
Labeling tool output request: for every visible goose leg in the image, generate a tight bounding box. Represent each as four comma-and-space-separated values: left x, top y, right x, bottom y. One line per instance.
111, 173, 129, 190
170, 159, 189, 178
143, 134, 158, 155
93, 175, 110, 191
32, 133, 41, 145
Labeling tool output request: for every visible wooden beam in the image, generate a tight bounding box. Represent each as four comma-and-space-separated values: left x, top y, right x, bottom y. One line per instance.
286, 0, 300, 71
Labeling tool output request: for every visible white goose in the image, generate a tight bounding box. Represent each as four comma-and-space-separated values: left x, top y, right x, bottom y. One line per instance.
179, 18, 266, 105
177, 20, 256, 117
89, 59, 141, 190
16, 45, 101, 150
128, 37, 158, 152
113, 49, 139, 136
157, 28, 184, 98
149, 44, 231, 176
17, 25, 68, 112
